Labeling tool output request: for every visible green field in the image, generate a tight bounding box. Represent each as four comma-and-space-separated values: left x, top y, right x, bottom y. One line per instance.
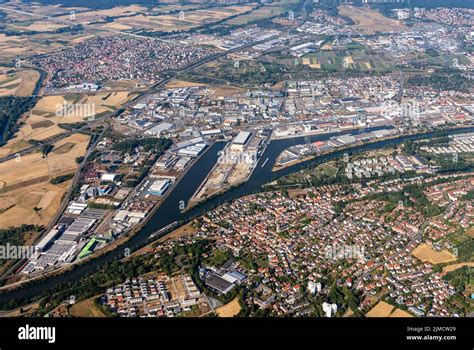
318, 163, 339, 178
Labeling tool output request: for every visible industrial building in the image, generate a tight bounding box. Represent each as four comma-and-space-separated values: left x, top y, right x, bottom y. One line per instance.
221, 270, 247, 284
145, 122, 174, 136
35, 228, 63, 252
200, 128, 222, 137
234, 131, 252, 145
177, 142, 207, 157
101, 173, 119, 183
67, 202, 88, 215
205, 272, 235, 294
230, 131, 252, 152
148, 179, 171, 196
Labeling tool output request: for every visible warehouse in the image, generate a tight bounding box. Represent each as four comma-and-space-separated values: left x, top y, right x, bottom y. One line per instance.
230, 131, 252, 152
173, 137, 205, 150
67, 202, 88, 215
177, 143, 207, 157
101, 173, 119, 183
336, 135, 357, 145
234, 131, 252, 145
145, 122, 174, 136
35, 228, 62, 252
148, 179, 171, 196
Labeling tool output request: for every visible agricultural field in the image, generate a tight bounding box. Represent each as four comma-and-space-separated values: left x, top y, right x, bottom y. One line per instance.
110, 5, 256, 33
293, 49, 391, 72
1, 3, 87, 22
7, 20, 69, 33
366, 301, 413, 317
0, 69, 40, 97
55, 5, 146, 25
0, 33, 35, 60
0, 5, 86, 61
0, 133, 90, 228
0, 32, 88, 64
338, 5, 407, 34
0, 91, 135, 157
225, 5, 287, 25
412, 243, 457, 265
150, 4, 205, 13
70, 34, 97, 44
0, 4, 105, 63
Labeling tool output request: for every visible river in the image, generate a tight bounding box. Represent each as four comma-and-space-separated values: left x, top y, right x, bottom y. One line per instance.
1, 125, 474, 303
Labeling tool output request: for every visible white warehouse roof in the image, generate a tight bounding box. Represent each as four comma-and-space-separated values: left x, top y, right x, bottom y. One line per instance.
233, 131, 252, 145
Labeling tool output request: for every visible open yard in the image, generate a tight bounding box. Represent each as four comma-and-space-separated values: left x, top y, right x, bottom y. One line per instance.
365, 300, 394, 317
412, 243, 457, 265
210, 85, 247, 97
442, 262, 474, 273
157, 222, 197, 243
69, 298, 107, 317
165, 80, 208, 89
215, 297, 241, 317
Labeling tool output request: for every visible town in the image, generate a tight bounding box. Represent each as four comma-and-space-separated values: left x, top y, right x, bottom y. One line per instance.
0, 0, 471, 326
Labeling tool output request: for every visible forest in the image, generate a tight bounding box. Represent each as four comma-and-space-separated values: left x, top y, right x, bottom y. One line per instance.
0, 96, 37, 145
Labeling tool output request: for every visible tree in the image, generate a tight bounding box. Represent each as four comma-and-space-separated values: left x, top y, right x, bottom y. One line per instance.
41, 144, 54, 157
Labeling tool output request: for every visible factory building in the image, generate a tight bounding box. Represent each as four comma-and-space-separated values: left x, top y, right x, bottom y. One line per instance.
148, 179, 171, 196
230, 131, 252, 152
